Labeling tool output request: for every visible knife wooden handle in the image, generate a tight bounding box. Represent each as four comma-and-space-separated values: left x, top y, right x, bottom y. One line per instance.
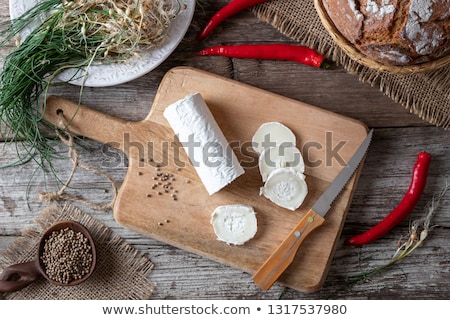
252, 209, 325, 290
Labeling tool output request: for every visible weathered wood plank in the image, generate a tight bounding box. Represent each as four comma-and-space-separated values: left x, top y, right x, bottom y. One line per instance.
1, 127, 448, 299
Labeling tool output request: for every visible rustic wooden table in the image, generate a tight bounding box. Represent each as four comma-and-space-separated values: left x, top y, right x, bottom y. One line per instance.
1, 1, 449, 299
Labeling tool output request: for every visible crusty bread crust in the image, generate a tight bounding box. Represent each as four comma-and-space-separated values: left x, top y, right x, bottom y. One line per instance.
322, 0, 450, 65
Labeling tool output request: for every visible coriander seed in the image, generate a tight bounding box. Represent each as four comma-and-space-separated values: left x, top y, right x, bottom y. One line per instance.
40, 228, 93, 285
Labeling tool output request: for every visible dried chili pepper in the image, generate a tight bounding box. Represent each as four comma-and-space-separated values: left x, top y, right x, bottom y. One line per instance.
346, 151, 432, 246
197, 44, 328, 68
198, 0, 270, 40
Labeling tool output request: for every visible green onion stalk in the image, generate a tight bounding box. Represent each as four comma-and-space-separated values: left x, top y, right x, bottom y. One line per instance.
0, 0, 180, 169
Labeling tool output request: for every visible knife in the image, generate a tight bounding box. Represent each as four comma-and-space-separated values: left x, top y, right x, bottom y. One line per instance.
252, 129, 373, 290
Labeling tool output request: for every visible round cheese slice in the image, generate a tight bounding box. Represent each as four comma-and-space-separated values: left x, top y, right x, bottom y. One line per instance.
259, 145, 305, 182
251, 122, 296, 154
260, 168, 308, 211
210, 204, 257, 245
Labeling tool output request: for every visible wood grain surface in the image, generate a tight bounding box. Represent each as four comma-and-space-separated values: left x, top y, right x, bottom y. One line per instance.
1, 1, 449, 300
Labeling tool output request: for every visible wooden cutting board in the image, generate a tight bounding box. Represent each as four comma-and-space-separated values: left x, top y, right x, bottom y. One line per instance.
44, 67, 368, 292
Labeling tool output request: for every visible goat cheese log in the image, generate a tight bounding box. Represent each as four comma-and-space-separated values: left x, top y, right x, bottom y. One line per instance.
163, 93, 245, 195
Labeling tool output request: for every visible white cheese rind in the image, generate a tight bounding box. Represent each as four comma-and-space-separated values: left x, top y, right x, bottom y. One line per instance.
251, 122, 296, 154
163, 93, 245, 195
210, 204, 258, 245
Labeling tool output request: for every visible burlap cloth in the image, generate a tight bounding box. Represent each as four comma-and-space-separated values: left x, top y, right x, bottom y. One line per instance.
251, 0, 450, 129
0, 203, 155, 299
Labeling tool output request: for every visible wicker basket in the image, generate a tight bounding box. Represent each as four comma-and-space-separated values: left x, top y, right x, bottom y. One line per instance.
314, 0, 450, 75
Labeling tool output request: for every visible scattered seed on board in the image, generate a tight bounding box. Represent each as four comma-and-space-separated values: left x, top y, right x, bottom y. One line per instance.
146, 170, 182, 200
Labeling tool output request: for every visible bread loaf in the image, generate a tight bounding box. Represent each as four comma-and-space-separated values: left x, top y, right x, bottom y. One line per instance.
321, 0, 450, 66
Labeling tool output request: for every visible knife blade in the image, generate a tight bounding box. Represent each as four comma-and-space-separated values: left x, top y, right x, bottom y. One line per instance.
252, 129, 373, 290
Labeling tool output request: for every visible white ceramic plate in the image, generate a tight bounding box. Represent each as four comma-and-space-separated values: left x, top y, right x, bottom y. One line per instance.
9, 0, 195, 87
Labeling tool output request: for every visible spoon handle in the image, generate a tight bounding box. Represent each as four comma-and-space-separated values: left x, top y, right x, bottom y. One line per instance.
0, 261, 41, 292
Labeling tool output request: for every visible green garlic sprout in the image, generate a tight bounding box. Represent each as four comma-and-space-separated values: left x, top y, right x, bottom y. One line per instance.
0, 0, 180, 169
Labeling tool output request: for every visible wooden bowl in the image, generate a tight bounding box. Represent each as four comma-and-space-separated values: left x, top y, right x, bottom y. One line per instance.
37, 220, 97, 286
314, 0, 450, 75
0, 220, 96, 292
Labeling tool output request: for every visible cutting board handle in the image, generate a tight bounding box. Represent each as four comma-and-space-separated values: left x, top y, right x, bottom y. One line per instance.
43, 96, 130, 150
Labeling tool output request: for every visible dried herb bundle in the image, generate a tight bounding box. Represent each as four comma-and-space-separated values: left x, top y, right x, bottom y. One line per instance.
346, 180, 449, 284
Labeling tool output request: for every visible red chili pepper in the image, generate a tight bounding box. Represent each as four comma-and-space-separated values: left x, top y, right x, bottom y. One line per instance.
198, 0, 270, 40
197, 44, 328, 68
346, 151, 432, 246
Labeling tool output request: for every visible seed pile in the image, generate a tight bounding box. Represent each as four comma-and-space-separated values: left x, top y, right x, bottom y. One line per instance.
149, 166, 180, 201
40, 228, 93, 284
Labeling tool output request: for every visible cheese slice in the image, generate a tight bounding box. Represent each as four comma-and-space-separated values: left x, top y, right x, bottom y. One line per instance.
251, 121, 296, 154
260, 168, 308, 211
210, 204, 257, 245
163, 93, 245, 195
259, 145, 305, 182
